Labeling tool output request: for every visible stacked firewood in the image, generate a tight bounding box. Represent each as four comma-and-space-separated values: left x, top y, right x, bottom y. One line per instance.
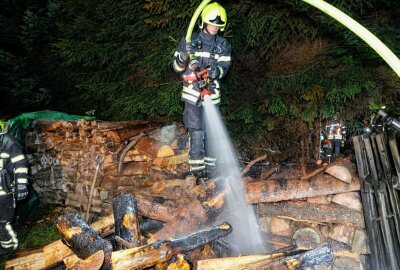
5, 118, 364, 269
244, 157, 368, 269
25, 119, 190, 221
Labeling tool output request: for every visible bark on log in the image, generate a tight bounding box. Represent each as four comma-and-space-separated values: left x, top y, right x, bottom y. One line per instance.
111, 223, 232, 270
96, 120, 151, 130
113, 194, 141, 250
151, 198, 209, 241
135, 136, 174, 158
257, 201, 365, 228
136, 195, 178, 223
56, 213, 113, 269
245, 174, 360, 204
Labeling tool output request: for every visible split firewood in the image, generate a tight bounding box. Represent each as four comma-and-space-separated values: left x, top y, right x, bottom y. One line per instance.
257, 201, 365, 228
135, 136, 174, 159
325, 160, 356, 184
56, 213, 114, 269
111, 222, 232, 270
245, 174, 360, 204
197, 245, 333, 270
112, 194, 141, 249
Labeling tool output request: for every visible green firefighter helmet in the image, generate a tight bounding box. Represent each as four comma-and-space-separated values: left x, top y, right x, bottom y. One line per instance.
201, 2, 227, 31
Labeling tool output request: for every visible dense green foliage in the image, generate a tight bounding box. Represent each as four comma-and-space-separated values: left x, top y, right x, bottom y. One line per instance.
1, 0, 400, 158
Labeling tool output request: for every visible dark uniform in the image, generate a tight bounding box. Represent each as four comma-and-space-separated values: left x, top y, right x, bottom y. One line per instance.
173, 31, 231, 177
0, 133, 29, 255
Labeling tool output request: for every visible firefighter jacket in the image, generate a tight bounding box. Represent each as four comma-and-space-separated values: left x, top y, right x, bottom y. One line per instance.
0, 134, 28, 197
325, 119, 344, 140
173, 31, 231, 106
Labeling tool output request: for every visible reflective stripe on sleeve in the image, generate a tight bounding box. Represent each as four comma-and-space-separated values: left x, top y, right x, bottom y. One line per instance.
217, 56, 231, 62
11, 154, 25, 163
15, 167, 28, 174
0, 153, 10, 158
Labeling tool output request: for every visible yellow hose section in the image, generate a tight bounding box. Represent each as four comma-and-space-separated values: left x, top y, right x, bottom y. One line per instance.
185, 0, 212, 44
303, 0, 400, 77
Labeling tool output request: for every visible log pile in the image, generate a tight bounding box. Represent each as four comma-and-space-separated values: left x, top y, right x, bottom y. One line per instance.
7, 118, 368, 269
25, 119, 190, 221
244, 157, 368, 269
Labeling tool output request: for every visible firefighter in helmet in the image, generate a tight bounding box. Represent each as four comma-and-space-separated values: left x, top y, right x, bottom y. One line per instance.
172, 2, 231, 179
0, 120, 29, 256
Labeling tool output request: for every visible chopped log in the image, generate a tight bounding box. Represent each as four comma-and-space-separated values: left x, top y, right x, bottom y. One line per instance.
5, 214, 115, 270
325, 161, 356, 184
113, 194, 141, 249
245, 174, 360, 204
197, 245, 333, 270
111, 223, 232, 270
135, 136, 174, 159
106, 122, 156, 142
257, 201, 365, 228
152, 151, 189, 169
331, 192, 362, 211
56, 213, 113, 269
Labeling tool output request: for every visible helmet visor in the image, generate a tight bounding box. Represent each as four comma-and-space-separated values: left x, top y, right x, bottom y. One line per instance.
208, 15, 225, 26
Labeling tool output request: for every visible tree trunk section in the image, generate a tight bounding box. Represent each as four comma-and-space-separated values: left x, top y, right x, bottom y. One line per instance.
245, 174, 360, 204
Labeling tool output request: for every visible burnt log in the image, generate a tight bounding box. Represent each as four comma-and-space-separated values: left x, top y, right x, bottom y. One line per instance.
245, 174, 360, 204
111, 222, 232, 270
113, 194, 141, 249
56, 213, 113, 269
5, 215, 115, 270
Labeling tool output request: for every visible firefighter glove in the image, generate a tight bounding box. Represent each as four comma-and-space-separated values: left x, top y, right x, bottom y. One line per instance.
201, 89, 212, 100
16, 184, 28, 200
207, 65, 220, 80
179, 42, 195, 63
